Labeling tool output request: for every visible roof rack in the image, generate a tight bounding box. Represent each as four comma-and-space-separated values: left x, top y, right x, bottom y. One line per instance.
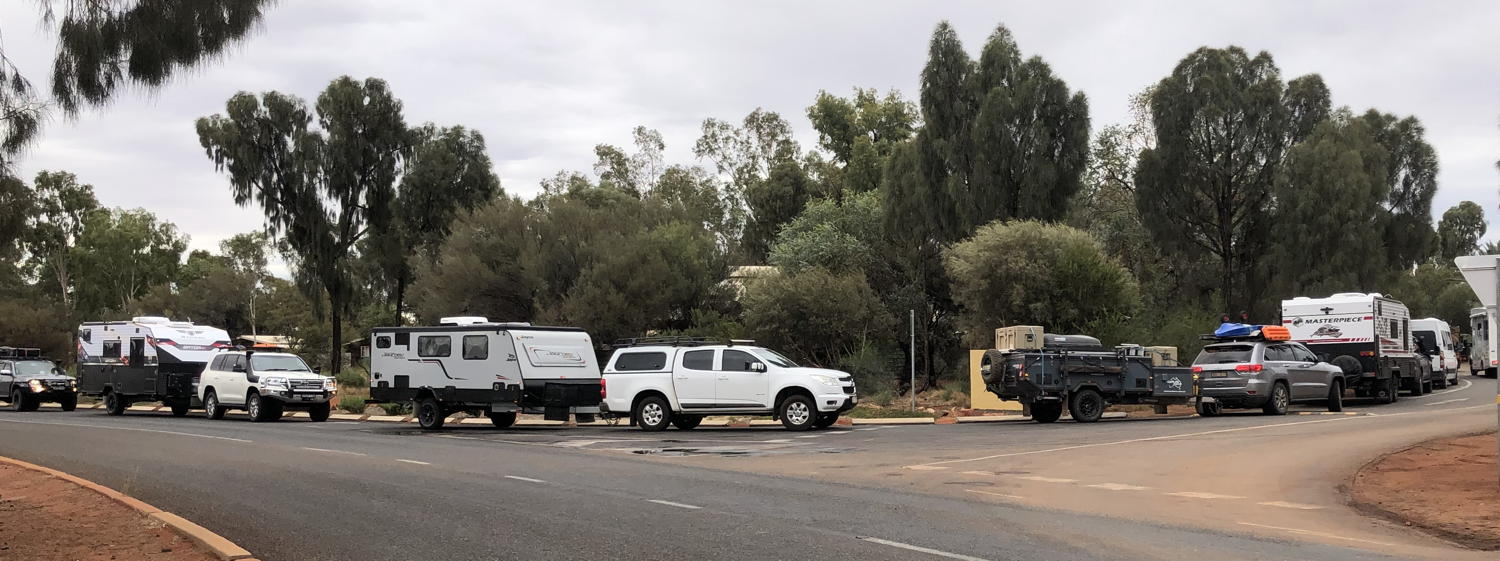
0, 347, 43, 359
608, 336, 756, 349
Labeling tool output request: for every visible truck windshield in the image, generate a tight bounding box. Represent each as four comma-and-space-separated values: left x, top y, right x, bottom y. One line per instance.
756, 349, 799, 368
1194, 345, 1255, 365
250, 355, 312, 372
13, 361, 60, 376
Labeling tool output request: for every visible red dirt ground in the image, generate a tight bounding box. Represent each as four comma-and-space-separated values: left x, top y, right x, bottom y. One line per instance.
1351, 431, 1500, 550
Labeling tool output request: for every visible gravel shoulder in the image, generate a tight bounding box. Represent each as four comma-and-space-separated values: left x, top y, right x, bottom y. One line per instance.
1350, 431, 1500, 550
0, 463, 216, 561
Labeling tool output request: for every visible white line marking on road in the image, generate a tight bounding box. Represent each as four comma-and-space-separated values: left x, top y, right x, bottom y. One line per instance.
1238, 522, 1396, 547
1015, 475, 1076, 483
504, 475, 546, 483
1087, 483, 1151, 491
1424, 398, 1469, 406
960, 471, 995, 476
903, 465, 949, 471
434, 435, 478, 440
965, 489, 1025, 500
1167, 491, 1245, 500
300, 447, 366, 456
395, 459, 430, 465
646, 499, 701, 510
0, 418, 252, 442
1408, 378, 1472, 398
1258, 501, 1324, 510
855, 427, 883, 431
761, 439, 793, 443
857, 536, 991, 561
795, 435, 823, 439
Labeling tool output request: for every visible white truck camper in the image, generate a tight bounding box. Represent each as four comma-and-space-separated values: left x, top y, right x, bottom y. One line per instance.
77, 317, 233, 416
1281, 293, 1432, 403
368, 317, 603, 430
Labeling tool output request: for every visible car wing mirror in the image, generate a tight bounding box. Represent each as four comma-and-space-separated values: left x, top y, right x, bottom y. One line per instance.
232, 364, 246, 373
313, 366, 322, 374
0, 369, 10, 375
750, 362, 767, 373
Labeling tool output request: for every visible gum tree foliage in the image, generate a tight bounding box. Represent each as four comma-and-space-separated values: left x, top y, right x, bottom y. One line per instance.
1134, 47, 1329, 315
1436, 201, 1486, 263
1387, 264, 1478, 329
944, 220, 1140, 344
21, 170, 101, 311
741, 268, 894, 369
1, 0, 270, 169
1271, 112, 1390, 295
220, 231, 272, 335
694, 109, 806, 261
806, 88, 918, 197
196, 76, 408, 373
1359, 110, 1439, 270
71, 208, 187, 316
409, 196, 536, 324
886, 22, 1089, 244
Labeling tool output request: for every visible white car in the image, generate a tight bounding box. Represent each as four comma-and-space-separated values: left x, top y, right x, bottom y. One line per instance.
600, 340, 856, 431
198, 350, 336, 422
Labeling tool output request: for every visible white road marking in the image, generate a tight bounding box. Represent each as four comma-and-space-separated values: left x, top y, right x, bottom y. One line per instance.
855, 427, 883, 431
1258, 501, 1324, 510
1167, 491, 1245, 500
300, 447, 366, 457
904, 465, 949, 471
434, 435, 478, 440
504, 475, 546, 483
761, 439, 794, 443
1015, 475, 1076, 483
0, 418, 252, 443
960, 470, 996, 476
1424, 398, 1469, 406
1408, 378, 1472, 398
1238, 522, 1397, 547
395, 459, 431, 465
1087, 482, 1151, 491
646, 499, 702, 510
965, 489, 1025, 500
857, 536, 991, 561
795, 435, 823, 439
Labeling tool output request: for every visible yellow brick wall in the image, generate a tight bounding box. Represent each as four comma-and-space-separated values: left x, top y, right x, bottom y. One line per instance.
968, 349, 1021, 411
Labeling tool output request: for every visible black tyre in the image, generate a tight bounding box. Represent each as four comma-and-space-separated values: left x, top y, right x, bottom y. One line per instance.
1196, 399, 1223, 417
247, 392, 275, 423
1030, 401, 1063, 423
59, 395, 77, 412
169, 401, 190, 417
1421, 379, 1433, 394
203, 390, 226, 420
308, 401, 331, 422
487, 411, 517, 428
1435, 375, 1448, 390
1068, 388, 1105, 423
1374, 377, 1397, 404
1262, 382, 1289, 416
8, 390, 24, 412
104, 392, 127, 416
1326, 379, 1344, 412
778, 394, 817, 430
415, 397, 446, 430
673, 415, 705, 430
634, 396, 671, 432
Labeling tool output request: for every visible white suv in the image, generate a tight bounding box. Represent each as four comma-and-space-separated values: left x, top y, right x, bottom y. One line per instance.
198, 351, 336, 422
600, 340, 856, 431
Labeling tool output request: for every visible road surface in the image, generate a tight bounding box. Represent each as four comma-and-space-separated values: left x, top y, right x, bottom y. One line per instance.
0, 375, 1491, 561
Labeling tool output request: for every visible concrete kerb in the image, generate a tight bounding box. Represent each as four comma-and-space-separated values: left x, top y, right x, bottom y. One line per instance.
0, 455, 254, 561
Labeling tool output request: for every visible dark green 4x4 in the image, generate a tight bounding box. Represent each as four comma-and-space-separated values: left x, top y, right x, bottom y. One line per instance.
0, 347, 78, 412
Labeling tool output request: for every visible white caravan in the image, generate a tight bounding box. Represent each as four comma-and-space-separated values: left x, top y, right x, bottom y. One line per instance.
1469, 307, 1496, 377
1281, 293, 1432, 402
77, 317, 232, 416
368, 317, 602, 430
1410, 318, 1459, 388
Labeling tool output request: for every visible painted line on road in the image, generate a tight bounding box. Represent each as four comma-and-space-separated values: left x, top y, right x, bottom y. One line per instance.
646, 499, 702, 510
1424, 398, 1469, 406
1167, 491, 1245, 500
1407, 378, 1472, 399
1238, 522, 1396, 547
1258, 501, 1324, 510
794, 435, 823, 439
856, 536, 991, 561
433, 435, 479, 440
300, 447, 366, 457
965, 489, 1025, 500
0, 418, 252, 443
904, 465, 949, 471
1086, 482, 1151, 491
1014, 475, 1076, 483
395, 459, 431, 465
504, 475, 546, 483
960, 470, 995, 477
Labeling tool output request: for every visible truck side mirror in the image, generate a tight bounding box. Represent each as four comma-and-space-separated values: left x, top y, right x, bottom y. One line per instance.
0, 368, 10, 375
750, 362, 767, 373
232, 363, 246, 373
313, 366, 322, 374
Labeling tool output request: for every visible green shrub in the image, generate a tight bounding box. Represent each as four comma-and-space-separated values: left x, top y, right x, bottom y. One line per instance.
379, 402, 411, 416
837, 342, 900, 396
335, 369, 368, 388
845, 405, 937, 419
338, 394, 367, 413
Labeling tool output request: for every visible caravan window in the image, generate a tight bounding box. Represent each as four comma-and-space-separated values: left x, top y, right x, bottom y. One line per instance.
81, 329, 91, 343
462, 335, 488, 360
102, 341, 121, 359
395, 332, 410, 347
417, 336, 451, 357
376, 336, 391, 349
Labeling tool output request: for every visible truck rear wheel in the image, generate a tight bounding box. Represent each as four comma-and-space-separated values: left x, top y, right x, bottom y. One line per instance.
635, 396, 671, 431
415, 397, 446, 430
203, 391, 225, 420
1030, 401, 1063, 423
1262, 382, 1289, 415
487, 411, 517, 428
1068, 389, 1105, 423
104, 392, 127, 416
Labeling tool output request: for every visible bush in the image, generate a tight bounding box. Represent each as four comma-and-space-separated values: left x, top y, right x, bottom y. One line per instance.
379, 402, 411, 416
742, 268, 894, 367
338, 394, 367, 413
837, 342, 901, 397
335, 369, 368, 388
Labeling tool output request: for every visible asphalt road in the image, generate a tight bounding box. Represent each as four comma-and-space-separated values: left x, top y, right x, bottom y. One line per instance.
0, 375, 1492, 561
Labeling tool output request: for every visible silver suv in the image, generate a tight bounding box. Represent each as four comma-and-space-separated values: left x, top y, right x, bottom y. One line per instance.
1192, 341, 1345, 416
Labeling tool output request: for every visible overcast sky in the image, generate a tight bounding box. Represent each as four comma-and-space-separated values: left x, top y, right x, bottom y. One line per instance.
3, 0, 1498, 267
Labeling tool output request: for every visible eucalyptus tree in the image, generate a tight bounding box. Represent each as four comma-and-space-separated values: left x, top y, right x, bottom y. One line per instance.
22, 170, 101, 310
1359, 110, 1439, 269
1436, 201, 1486, 263
806, 88, 917, 197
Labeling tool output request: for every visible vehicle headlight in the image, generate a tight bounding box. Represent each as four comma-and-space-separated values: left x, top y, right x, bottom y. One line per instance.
812, 375, 841, 387
27, 379, 45, 392
323, 377, 336, 391
261, 376, 288, 389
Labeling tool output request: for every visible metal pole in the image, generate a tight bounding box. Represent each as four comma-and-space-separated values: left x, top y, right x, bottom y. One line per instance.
910, 309, 916, 412
1493, 257, 1499, 485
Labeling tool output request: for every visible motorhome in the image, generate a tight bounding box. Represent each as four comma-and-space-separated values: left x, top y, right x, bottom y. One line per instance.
1281, 293, 1431, 403
1410, 318, 1460, 388
77, 317, 232, 416
1469, 307, 1496, 377
367, 317, 603, 430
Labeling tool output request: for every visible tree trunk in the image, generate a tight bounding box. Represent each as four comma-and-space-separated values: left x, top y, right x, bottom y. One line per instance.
248, 283, 258, 337
330, 304, 343, 375
393, 273, 406, 326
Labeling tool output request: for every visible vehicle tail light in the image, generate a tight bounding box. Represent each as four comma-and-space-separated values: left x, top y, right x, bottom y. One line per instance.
599, 378, 606, 399
1234, 364, 1263, 372
1191, 366, 1204, 373
1360, 351, 1375, 357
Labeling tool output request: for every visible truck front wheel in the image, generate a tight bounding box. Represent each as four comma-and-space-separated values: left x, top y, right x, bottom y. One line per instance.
1030, 401, 1063, 423
169, 400, 190, 417
1326, 379, 1344, 412
59, 394, 76, 412
487, 411, 517, 428
778, 395, 817, 430
635, 396, 671, 431
104, 392, 127, 416
308, 401, 331, 422
1068, 389, 1105, 423
415, 397, 446, 430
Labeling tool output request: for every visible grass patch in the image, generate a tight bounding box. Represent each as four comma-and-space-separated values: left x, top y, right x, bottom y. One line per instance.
338, 394, 367, 414
845, 405, 938, 419
379, 402, 411, 416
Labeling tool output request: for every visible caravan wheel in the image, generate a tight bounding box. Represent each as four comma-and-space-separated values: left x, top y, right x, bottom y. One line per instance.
416, 397, 446, 430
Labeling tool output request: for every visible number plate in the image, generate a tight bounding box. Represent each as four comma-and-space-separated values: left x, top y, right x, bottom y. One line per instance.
1211, 372, 1228, 378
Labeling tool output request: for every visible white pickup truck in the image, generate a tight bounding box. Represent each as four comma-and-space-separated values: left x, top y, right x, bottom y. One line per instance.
600, 339, 857, 431
198, 350, 336, 422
